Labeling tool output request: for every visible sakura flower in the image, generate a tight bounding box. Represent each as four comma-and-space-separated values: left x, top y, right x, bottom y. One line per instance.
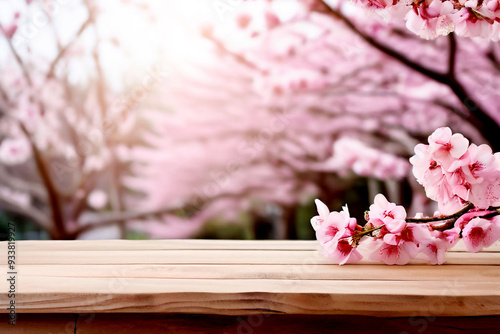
420, 236, 448, 265
0, 137, 32, 165
369, 223, 431, 265
448, 144, 500, 208
382, 223, 431, 247
410, 143, 453, 205
367, 194, 407, 233
311, 199, 363, 265
428, 127, 469, 170
420, 228, 459, 264
462, 217, 500, 253
369, 239, 420, 265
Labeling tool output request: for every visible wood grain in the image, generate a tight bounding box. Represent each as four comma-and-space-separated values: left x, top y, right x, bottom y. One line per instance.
6, 239, 500, 252
0, 239, 499, 317
0, 313, 76, 333
74, 314, 500, 334
4, 249, 500, 265
9, 264, 500, 281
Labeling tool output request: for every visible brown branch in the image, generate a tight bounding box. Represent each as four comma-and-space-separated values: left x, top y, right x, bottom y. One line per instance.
405, 202, 474, 223
69, 204, 179, 238
19, 123, 67, 239
46, 15, 93, 79
0, 24, 33, 86
319, 1, 500, 151
319, 4, 447, 84
447, 33, 457, 76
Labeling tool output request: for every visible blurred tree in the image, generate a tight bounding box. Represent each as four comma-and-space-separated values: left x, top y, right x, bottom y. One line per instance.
128, 0, 500, 239
1, 0, 499, 239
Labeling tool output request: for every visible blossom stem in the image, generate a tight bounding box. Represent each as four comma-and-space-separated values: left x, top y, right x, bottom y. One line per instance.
342, 225, 385, 241
405, 202, 474, 223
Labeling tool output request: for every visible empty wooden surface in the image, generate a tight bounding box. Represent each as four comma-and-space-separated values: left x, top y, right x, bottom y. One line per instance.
0, 240, 499, 317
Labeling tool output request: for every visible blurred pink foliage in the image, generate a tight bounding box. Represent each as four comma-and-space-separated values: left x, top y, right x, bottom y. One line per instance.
0, 0, 500, 239
128, 0, 500, 238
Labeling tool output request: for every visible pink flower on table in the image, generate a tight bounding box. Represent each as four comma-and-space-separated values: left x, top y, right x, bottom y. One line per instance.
382, 223, 431, 247
420, 229, 459, 265
310, 199, 362, 265
368, 223, 431, 265
462, 217, 500, 253
310, 199, 331, 232
369, 239, 420, 265
428, 127, 469, 170
367, 194, 407, 233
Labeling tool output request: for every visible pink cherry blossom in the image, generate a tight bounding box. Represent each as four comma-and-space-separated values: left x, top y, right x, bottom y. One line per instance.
367, 194, 407, 233
353, 0, 500, 40
0, 137, 32, 165
448, 144, 500, 208
428, 127, 469, 170
462, 217, 500, 252
311, 200, 363, 265
383, 223, 432, 247
367, 223, 431, 265
369, 239, 420, 265
420, 228, 459, 264
410, 142, 453, 205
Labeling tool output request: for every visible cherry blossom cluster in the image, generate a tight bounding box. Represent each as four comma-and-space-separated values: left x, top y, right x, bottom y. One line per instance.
311, 127, 500, 265
353, 0, 500, 40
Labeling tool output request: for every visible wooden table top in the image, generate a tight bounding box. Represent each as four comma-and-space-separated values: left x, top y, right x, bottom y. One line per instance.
1, 239, 499, 317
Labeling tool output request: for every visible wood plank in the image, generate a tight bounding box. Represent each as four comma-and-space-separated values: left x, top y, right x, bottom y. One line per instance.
5, 249, 500, 265
75, 314, 500, 334
0, 239, 498, 318
0, 313, 76, 333
8, 264, 500, 282
10, 240, 320, 251
1, 277, 499, 316
3, 239, 499, 252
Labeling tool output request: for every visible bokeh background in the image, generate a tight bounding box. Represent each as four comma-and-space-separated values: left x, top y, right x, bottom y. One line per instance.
1, 0, 500, 240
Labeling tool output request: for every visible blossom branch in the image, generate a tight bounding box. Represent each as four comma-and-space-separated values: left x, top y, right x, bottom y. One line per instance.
68, 204, 179, 238
19, 123, 67, 239
0, 24, 33, 86
46, 15, 93, 80
318, 1, 500, 151
405, 202, 474, 223
447, 33, 457, 76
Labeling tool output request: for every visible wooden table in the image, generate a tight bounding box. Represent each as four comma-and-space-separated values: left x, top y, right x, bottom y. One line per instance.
1, 239, 499, 333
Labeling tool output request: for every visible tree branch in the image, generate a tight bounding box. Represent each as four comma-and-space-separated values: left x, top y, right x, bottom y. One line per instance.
0, 25, 33, 86
69, 204, 179, 238
405, 202, 474, 223
447, 33, 457, 76
319, 1, 500, 151
46, 15, 93, 79
19, 123, 67, 239
319, 4, 447, 84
